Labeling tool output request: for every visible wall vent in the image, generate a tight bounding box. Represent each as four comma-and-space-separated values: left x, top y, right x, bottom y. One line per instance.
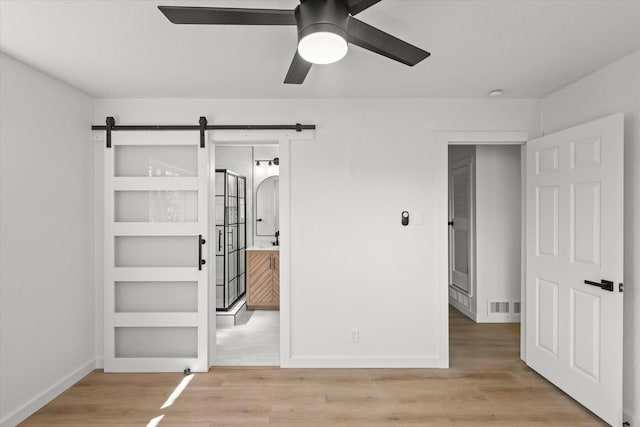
489, 301, 510, 314
513, 302, 521, 314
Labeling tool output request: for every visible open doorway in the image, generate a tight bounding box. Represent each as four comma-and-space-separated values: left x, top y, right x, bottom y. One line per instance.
448, 144, 522, 325
212, 144, 280, 365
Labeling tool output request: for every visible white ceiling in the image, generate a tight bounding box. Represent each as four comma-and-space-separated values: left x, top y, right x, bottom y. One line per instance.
1, 0, 639, 99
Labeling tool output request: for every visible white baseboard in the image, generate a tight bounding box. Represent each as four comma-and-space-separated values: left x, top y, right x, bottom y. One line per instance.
475, 313, 521, 323
624, 409, 637, 426
0, 359, 96, 427
95, 358, 104, 369
286, 356, 447, 369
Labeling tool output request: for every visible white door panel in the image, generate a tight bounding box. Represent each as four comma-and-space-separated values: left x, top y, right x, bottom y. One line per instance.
104, 131, 209, 373
449, 158, 473, 295
526, 114, 623, 425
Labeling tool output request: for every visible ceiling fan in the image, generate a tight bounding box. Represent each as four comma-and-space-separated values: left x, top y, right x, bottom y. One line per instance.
158, 0, 430, 84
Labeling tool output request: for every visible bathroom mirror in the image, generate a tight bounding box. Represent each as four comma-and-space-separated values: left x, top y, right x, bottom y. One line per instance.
256, 175, 279, 236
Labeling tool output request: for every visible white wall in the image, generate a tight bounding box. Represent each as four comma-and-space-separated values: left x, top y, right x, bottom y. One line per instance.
0, 54, 95, 426
94, 98, 541, 368
253, 145, 279, 246
475, 145, 521, 323
542, 49, 640, 425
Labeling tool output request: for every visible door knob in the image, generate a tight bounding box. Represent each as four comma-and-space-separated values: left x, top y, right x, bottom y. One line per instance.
584, 279, 614, 292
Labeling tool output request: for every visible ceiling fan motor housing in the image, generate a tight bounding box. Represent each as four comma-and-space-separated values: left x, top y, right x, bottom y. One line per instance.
295, 0, 350, 43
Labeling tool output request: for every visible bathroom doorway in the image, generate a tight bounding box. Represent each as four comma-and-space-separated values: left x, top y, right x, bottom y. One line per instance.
212, 144, 281, 365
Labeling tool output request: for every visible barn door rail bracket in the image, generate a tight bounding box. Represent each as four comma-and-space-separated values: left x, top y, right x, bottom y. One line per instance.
199, 116, 207, 148
105, 116, 115, 148
93, 117, 316, 148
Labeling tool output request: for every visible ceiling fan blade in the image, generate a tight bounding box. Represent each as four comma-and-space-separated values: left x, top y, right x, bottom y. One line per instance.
347, 17, 430, 66
346, 0, 382, 15
284, 51, 312, 84
158, 6, 297, 25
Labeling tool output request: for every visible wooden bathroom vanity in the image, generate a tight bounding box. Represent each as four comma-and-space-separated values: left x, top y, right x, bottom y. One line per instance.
246, 247, 280, 310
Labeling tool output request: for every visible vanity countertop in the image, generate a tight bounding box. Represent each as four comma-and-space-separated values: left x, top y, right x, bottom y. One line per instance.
247, 245, 279, 251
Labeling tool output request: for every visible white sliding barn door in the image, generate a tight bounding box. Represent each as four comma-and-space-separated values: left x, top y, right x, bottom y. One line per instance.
449, 159, 472, 295
104, 131, 209, 372
525, 114, 623, 425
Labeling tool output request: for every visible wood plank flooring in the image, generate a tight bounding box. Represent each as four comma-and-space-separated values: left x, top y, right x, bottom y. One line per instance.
20, 307, 605, 426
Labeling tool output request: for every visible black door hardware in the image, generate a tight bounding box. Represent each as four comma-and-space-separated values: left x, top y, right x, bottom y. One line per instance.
94, 117, 315, 145
199, 116, 207, 148
584, 279, 614, 292
198, 234, 206, 271
105, 116, 115, 148
448, 221, 454, 226
402, 211, 409, 226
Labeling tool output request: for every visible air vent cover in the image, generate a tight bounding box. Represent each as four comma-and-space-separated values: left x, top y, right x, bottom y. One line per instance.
489, 301, 510, 314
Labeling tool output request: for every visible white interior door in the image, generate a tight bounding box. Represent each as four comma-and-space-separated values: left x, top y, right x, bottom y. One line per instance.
104, 131, 209, 372
525, 114, 623, 425
449, 158, 473, 295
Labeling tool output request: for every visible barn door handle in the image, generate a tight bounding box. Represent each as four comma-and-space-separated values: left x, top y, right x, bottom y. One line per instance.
584, 279, 614, 292
198, 234, 206, 270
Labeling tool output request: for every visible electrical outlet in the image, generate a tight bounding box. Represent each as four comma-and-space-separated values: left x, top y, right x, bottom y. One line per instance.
350, 328, 359, 343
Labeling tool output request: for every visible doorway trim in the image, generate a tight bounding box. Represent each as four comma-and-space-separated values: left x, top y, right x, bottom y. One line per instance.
208, 129, 314, 367
437, 131, 529, 360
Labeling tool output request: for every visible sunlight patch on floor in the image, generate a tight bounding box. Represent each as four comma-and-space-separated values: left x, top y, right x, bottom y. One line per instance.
160, 374, 195, 409
146, 414, 164, 427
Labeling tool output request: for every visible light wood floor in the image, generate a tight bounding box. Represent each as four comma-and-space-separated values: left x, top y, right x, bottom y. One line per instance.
20, 307, 605, 426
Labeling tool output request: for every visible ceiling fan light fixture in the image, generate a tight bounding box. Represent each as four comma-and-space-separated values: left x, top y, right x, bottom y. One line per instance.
298, 31, 348, 65
159, 0, 431, 85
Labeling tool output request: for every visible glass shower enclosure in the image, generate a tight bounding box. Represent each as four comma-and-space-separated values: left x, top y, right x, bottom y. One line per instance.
215, 169, 246, 311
